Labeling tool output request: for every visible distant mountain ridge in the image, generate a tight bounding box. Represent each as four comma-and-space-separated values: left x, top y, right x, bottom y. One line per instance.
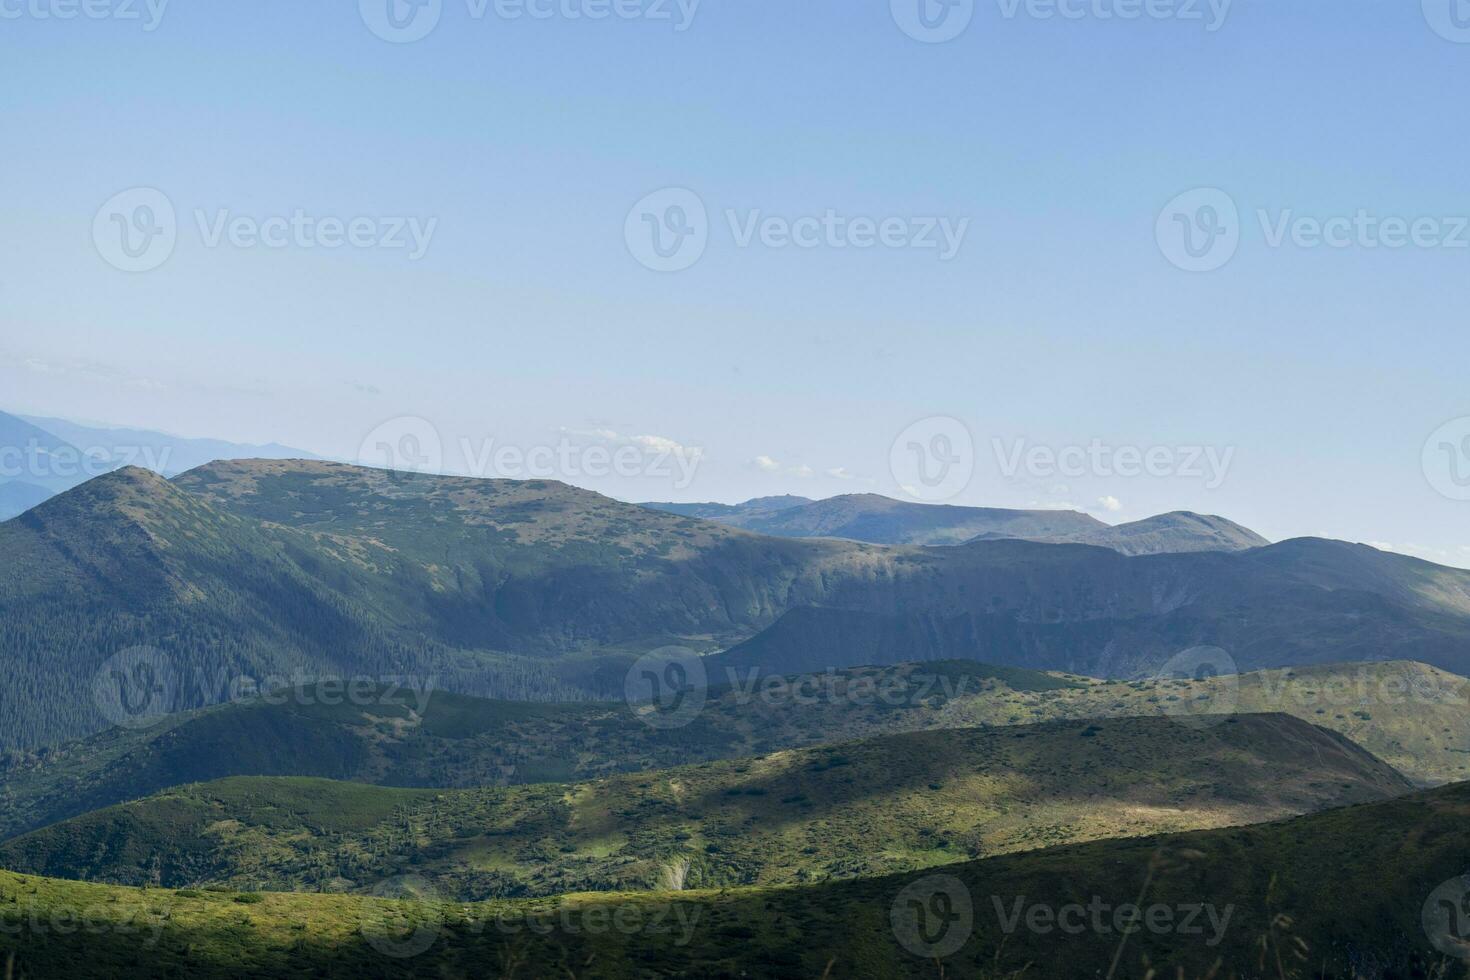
0, 409, 317, 522
644, 493, 1106, 546
4, 459, 1469, 751
642, 492, 1267, 554
19, 413, 316, 476
1028, 509, 1270, 555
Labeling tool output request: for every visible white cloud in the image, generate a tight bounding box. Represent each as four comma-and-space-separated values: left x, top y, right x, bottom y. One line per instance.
562, 427, 700, 460
827, 466, 856, 480
751, 455, 781, 472
1097, 495, 1122, 512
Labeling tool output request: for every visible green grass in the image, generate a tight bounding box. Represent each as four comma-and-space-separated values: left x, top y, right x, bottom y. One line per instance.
4, 658, 1466, 849
2, 781, 1470, 978
0, 715, 1411, 901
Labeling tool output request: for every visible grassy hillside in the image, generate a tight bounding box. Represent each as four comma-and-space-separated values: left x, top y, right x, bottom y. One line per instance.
0, 715, 1411, 901
1, 781, 1467, 979
3, 658, 1465, 846
0, 662, 1067, 841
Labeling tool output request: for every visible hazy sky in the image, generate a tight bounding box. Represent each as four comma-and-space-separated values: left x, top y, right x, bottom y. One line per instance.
4, 0, 1470, 564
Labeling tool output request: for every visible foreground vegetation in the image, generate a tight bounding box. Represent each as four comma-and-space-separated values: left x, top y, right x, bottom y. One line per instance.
1, 781, 1468, 979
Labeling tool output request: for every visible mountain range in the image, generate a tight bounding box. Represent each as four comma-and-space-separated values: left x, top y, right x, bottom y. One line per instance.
642, 492, 1270, 552
0, 409, 314, 520
5, 458, 1470, 751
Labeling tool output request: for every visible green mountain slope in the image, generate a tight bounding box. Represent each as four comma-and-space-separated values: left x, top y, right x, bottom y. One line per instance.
0, 466, 570, 752
0, 662, 1062, 841
713, 535, 1470, 680
1, 780, 1467, 979
646, 492, 1109, 546
1029, 509, 1270, 555
643, 494, 1268, 554
3, 658, 1466, 845
9, 459, 1470, 753
0, 715, 1411, 900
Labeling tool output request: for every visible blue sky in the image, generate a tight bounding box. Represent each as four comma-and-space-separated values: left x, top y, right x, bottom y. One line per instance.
3, 0, 1470, 564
